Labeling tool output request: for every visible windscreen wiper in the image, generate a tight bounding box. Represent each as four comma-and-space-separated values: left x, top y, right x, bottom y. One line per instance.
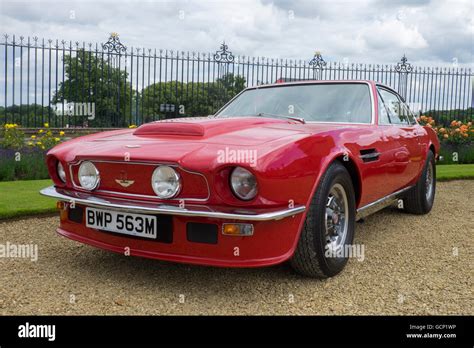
256, 112, 306, 124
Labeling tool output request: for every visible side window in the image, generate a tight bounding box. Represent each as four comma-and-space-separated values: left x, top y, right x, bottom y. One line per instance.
377, 91, 391, 125
401, 101, 417, 125
378, 88, 409, 125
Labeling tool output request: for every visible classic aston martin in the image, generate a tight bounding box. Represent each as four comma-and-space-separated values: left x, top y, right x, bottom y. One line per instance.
41, 80, 439, 278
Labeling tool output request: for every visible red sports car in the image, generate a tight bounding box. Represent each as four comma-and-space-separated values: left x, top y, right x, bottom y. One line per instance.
41, 80, 439, 278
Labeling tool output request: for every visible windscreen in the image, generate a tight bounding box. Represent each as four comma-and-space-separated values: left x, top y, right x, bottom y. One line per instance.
216, 83, 372, 123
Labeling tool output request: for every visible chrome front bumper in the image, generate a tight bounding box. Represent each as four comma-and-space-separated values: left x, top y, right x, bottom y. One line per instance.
40, 186, 306, 221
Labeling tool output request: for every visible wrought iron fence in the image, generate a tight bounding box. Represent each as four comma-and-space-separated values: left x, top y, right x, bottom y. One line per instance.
1, 33, 473, 128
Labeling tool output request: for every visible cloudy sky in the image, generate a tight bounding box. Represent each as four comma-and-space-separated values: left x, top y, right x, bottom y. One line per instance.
0, 0, 473, 66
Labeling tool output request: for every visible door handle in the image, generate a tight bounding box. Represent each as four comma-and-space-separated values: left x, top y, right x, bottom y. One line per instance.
359, 149, 380, 162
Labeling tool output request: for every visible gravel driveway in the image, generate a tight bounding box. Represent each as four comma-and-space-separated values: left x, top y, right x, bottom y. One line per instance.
0, 180, 472, 315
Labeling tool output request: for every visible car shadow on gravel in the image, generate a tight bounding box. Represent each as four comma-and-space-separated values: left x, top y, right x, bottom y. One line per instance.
60, 245, 301, 291
57, 205, 412, 290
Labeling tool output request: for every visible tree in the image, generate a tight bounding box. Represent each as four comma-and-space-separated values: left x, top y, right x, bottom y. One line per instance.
52, 49, 134, 127
140, 73, 246, 120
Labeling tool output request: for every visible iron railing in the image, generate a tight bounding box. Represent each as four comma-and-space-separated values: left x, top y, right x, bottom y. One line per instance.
1, 33, 473, 128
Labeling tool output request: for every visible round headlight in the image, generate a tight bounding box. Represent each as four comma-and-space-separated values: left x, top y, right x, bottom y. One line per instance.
151, 165, 181, 199
57, 161, 66, 183
78, 161, 100, 190
230, 167, 258, 200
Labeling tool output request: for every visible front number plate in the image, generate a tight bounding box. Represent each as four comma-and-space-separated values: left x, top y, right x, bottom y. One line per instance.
86, 207, 158, 239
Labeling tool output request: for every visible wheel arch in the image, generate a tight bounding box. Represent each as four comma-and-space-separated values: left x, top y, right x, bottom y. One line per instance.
304, 149, 363, 210
334, 155, 362, 207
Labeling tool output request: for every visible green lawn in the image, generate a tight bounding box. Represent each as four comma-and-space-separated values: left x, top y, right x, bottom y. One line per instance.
0, 179, 56, 219
437, 164, 474, 181
0, 164, 473, 220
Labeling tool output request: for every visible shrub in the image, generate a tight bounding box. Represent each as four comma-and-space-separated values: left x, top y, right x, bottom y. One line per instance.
0, 148, 49, 181
27, 123, 66, 150
417, 116, 474, 164
0, 123, 25, 149
418, 116, 473, 145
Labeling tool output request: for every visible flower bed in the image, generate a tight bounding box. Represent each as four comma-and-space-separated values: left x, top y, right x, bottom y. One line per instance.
0, 123, 67, 181
417, 116, 473, 164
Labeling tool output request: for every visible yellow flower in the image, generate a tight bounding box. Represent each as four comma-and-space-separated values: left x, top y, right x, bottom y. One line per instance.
37, 141, 42, 145
28, 142, 33, 146
54, 137, 60, 142
44, 123, 49, 128
59, 131, 65, 136
38, 129, 44, 134
46, 131, 52, 136
129, 125, 137, 129
31, 135, 36, 139
41, 145, 45, 150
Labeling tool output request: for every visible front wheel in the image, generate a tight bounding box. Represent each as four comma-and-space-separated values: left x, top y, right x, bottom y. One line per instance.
290, 162, 356, 278
403, 150, 436, 215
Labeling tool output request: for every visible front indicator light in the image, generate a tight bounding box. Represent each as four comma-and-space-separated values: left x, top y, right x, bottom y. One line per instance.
57, 201, 67, 221
222, 223, 254, 236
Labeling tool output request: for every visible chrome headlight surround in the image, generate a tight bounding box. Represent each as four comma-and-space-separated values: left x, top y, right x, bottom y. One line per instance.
151, 165, 181, 199
230, 167, 258, 201
57, 161, 67, 183
78, 161, 100, 191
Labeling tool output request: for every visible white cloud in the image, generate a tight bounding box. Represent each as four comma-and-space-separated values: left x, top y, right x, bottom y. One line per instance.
361, 18, 428, 50
0, 0, 472, 65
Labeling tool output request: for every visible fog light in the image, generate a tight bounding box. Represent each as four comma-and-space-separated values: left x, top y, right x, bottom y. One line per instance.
222, 223, 254, 236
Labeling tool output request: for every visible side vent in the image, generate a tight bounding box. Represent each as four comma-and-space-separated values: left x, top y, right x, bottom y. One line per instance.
359, 149, 380, 162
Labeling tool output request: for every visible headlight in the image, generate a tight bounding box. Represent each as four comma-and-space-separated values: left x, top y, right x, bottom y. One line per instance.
151, 165, 181, 199
78, 161, 100, 190
57, 161, 66, 183
230, 167, 258, 200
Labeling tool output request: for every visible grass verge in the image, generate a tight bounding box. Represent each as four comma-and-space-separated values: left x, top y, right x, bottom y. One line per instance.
437, 164, 474, 181
0, 179, 55, 220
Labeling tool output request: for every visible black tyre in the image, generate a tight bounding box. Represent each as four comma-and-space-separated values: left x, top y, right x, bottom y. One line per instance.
403, 150, 436, 214
290, 161, 356, 278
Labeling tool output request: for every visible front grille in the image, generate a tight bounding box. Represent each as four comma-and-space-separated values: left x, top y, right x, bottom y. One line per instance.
69, 161, 209, 201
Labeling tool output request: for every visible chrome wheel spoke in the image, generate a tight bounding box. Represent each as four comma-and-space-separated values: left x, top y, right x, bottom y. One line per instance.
324, 183, 349, 252
425, 162, 434, 201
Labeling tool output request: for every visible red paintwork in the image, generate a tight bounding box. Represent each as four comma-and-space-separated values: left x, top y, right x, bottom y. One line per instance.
46, 80, 440, 267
